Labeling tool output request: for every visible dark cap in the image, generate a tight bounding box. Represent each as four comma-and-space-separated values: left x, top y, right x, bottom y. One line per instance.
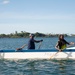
29, 34, 35, 37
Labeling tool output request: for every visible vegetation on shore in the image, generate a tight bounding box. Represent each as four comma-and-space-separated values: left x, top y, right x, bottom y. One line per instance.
0, 31, 74, 38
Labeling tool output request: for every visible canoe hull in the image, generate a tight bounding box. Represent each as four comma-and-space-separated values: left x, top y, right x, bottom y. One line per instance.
0, 49, 75, 59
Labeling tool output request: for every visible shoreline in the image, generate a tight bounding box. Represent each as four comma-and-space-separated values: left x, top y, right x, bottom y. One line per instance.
0, 31, 75, 38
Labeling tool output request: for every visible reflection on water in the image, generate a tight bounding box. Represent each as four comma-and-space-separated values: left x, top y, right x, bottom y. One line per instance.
0, 59, 75, 75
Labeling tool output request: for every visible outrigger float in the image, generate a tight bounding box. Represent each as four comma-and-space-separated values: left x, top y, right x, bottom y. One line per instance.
0, 47, 75, 59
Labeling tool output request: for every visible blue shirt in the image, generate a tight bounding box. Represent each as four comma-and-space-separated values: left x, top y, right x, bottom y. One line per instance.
28, 38, 35, 49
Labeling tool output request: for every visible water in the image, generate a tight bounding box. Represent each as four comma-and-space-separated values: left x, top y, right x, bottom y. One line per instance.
0, 37, 75, 75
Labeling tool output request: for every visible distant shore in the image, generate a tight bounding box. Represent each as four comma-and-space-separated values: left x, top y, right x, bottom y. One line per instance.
0, 31, 75, 38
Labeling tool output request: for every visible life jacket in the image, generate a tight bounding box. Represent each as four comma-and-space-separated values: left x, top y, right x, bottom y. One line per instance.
58, 40, 67, 50
61, 44, 67, 50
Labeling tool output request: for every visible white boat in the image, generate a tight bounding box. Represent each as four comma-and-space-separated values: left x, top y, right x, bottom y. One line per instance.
0, 47, 75, 59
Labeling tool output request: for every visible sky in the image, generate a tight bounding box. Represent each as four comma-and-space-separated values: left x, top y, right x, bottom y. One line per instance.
0, 0, 75, 34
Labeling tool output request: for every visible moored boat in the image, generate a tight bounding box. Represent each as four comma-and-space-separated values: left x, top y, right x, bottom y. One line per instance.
0, 47, 75, 59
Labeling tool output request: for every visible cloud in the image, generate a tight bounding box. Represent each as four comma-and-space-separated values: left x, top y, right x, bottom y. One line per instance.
2, 0, 10, 4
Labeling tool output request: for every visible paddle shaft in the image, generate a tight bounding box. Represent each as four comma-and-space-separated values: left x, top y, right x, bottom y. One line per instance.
50, 52, 59, 59
16, 44, 27, 50
21, 44, 27, 48
38, 42, 42, 49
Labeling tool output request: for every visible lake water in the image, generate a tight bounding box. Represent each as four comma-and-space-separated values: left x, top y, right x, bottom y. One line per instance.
0, 37, 75, 75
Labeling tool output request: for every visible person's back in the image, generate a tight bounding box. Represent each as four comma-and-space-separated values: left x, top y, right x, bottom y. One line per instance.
28, 38, 35, 49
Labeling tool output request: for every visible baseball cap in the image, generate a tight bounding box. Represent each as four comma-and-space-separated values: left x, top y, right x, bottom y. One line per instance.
29, 34, 35, 37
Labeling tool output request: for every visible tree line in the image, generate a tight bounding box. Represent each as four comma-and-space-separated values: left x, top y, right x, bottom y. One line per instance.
0, 31, 73, 38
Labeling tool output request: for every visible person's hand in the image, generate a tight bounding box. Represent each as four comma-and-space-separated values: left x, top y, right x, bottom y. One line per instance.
70, 42, 74, 45
59, 49, 62, 52
40, 39, 43, 42
16, 48, 22, 50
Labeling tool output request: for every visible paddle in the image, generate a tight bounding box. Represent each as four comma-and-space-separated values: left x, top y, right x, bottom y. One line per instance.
49, 49, 65, 59
16, 44, 27, 50
50, 51, 59, 59
38, 42, 42, 49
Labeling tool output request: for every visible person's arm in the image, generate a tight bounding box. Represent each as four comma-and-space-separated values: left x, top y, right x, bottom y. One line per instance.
64, 39, 74, 48
55, 42, 62, 52
64, 39, 74, 45
34, 39, 43, 43
63, 39, 70, 45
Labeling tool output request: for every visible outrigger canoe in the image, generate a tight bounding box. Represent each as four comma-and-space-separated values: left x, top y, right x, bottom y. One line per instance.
0, 47, 75, 59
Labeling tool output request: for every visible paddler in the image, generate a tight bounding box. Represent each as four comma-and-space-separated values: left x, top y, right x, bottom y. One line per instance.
55, 34, 74, 52
16, 33, 43, 50
28, 34, 43, 49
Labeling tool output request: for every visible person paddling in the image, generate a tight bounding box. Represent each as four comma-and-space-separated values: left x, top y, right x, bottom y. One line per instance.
16, 33, 43, 50
55, 34, 74, 52
28, 34, 43, 49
